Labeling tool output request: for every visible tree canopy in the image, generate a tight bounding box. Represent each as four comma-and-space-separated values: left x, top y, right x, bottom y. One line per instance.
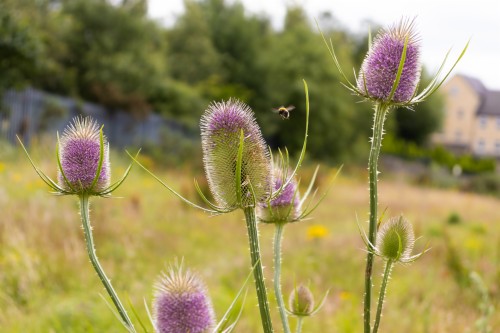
0, 0, 444, 161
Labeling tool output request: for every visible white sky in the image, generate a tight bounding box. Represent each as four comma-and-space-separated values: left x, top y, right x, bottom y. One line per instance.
148, 0, 500, 90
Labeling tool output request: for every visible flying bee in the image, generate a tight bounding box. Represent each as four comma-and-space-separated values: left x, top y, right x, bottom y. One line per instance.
272, 105, 295, 119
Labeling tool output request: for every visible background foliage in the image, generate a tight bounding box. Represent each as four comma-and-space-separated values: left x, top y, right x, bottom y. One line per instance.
0, 0, 444, 163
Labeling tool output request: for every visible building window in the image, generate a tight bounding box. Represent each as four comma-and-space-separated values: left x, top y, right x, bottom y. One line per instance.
457, 109, 464, 119
479, 116, 488, 129
496, 117, 500, 129
495, 141, 500, 154
450, 86, 459, 96
477, 139, 486, 153
455, 130, 462, 142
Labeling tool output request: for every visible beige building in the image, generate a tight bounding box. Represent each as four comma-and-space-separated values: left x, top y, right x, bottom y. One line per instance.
433, 74, 500, 157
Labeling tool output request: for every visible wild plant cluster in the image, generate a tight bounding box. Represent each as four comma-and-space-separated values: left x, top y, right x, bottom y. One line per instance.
22, 19, 467, 333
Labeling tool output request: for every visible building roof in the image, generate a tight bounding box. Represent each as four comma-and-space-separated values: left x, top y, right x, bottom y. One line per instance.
459, 74, 487, 95
455, 74, 500, 117
477, 90, 500, 116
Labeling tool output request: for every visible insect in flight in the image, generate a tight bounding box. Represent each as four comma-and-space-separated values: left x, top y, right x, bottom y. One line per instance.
272, 105, 295, 119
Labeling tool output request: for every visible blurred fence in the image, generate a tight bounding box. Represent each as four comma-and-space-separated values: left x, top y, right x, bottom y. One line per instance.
0, 87, 192, 148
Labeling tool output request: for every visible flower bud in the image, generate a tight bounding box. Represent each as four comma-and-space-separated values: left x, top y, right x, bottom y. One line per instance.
258, 165, 301, 223
153, 263, 215, 333
375, 215, 415, 262
58, 117, 110, 194
200, 99, 271, 209
289, 284, 315, 317
357, 20, 421, 103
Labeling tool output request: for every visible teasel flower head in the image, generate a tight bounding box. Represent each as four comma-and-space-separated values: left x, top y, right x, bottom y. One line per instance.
153, 261, 216, 333
287, 283, 329, 318
320, 18, 469, 108
257, 163, 301, 223
18, 116, 133, 197
57, 117, 110, 194
258, 160, 342, 224
289, 284, 314, 316
357, 19, 421, 103
365, 215, 429, 263
200, 99, 271, 210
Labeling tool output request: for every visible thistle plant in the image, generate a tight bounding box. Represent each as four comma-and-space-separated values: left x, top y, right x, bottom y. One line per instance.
153, 261, 216, 333
359, 215, 427, 333
257, 160, 339, 333
320, 18, 468, 333
130, 81, 313, 333
286, 283, 328, 333
19, 116, 135, 331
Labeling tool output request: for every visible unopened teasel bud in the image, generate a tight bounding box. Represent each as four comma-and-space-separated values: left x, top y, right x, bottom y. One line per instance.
375, 215, 415, 262
289, 284, 315, 317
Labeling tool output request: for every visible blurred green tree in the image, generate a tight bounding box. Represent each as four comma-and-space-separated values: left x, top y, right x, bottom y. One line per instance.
0, 1, 41, 91
395, 73, 445, 145
264, 7, 372, 162
61, 0, 167, 117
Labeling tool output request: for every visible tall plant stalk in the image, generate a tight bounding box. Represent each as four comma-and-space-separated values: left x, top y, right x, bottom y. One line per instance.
363, 103, 389, 333
274, 222, 291, 333
244, 207, 274, 333
79, 194, 135, 331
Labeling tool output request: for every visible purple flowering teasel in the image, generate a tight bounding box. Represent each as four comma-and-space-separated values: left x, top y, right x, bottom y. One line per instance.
58, 117, 110, 193
320, 18, 469, 108
153, 262, 216, 333
258, 160, 341, 224
258, 164, 301, 223
357, 20, 421, 103
19, 116, 133, 197
200, 98, 271, 209
19, 116, 137, 329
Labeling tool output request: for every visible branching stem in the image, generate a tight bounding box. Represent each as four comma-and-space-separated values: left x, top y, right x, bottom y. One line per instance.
364, 103, 389, 333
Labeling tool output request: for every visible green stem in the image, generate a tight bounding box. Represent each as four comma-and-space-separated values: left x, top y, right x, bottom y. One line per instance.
295, 317, 304, 333
274, 223, 291, 333
244, 207, 274, 333
373, 260, 394, 333
79, 195, 135, 331
364, 103, 389, 333
243, 207, 273, 333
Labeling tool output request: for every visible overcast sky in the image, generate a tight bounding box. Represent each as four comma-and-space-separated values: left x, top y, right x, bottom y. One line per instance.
148, 0, 500, 90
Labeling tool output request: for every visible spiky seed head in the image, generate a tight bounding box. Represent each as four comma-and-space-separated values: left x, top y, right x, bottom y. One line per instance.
357, 19, 421, 103
258, 164, 301, 223
375, 215, 415, 262
153, 262, 215, 333
58, 117, 110, 193
200, 99, 271, 209
289, 284, 315, 317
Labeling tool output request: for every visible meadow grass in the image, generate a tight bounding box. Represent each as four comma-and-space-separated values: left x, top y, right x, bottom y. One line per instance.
0, 142, 498, 332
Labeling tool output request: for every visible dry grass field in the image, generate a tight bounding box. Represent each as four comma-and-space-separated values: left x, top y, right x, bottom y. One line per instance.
0, 141, 498, 332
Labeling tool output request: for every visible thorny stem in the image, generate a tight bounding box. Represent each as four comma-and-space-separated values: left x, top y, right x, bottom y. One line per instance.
244, 207, 274, 333
373, 260, 394, 333
364, 103, 389, 333
79, 195, 135, 331
274, 223, 291, 333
